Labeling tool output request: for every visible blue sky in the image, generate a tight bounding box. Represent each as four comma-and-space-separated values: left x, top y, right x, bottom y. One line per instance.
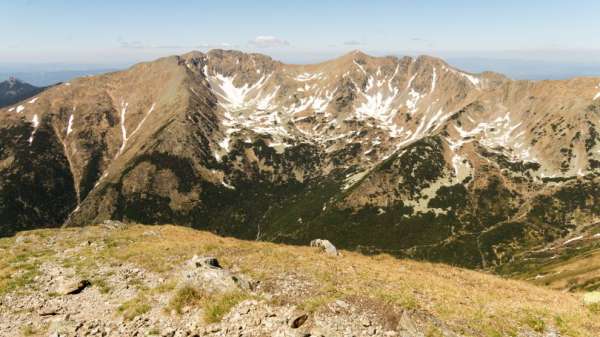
2, 0, 600, 78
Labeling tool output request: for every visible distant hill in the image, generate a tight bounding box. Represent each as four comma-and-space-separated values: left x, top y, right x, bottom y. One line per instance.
0, 68, 118, 87
0, 77, 46, 108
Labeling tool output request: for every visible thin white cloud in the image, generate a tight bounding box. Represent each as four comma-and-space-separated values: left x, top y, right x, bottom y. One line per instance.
196, 42, 236, 49
248, 36, 290, 48
119, 40, 146, 49
343, 40, 365, 46
118, 39, 235, 50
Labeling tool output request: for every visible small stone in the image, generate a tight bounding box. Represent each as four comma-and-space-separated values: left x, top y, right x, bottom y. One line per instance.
60, 279, 91, 295
290, 314, 308, 329
583, 291, 600, 305
335, 300, 349, 309
102, 219, 126, 229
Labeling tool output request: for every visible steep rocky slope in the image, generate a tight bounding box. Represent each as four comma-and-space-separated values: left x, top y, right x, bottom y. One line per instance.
1, 224, 598, 337
0, 77, 46, 108
1, 50, 599, 269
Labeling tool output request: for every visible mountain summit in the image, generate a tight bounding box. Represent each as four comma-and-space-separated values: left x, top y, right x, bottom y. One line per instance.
0, 77, 46, 108
1, 50, 599, 269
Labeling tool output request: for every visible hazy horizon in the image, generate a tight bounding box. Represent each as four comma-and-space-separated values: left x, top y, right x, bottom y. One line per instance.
2, 49, 600, 86
3, 0, 600, 82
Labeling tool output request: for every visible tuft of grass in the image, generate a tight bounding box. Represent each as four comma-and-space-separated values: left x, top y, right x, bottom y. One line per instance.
167, 285, 206, 314
203, 291, 249, 324
425, 325, 444, 337
92, 277, 112, 294
299, 295, 334, 313
586, 303, 600, 315
118, 295, 151, 320
522, 312, 546, 333
167, 286, 248, 323
20, 325, 36, 336
0, 261, 41, 295
153, 279, 177, 294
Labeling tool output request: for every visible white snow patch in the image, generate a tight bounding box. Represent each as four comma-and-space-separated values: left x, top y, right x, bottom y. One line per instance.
28, 114, 40, 144
353, 60, 367, 74
444, 65, 480, 88
342, 170, 369, 190
222, 180, 235, 190
128, 103, 155, 140
563, 235, 584, 245
16, 105, 25, 113
212, 73, 270, 110
405, 89, 422, 114
118, 101, 129, 155
405, 73, 417, 89
31, 114, 39, 128
430, 67, 437, 94
67, 114, 75, 135
218, 136, 231, 151
28, 97, 39, 104
295, 72, 322, 82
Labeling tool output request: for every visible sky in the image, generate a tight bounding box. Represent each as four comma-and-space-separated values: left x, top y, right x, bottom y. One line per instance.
2, 0, 600, 79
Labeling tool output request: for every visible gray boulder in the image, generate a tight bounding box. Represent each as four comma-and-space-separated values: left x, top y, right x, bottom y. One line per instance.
310, 239, 338, 256
59, 279, 91, 295
181, 255, 255, 292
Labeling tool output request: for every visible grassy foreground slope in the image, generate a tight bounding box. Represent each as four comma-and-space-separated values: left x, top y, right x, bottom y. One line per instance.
0, 224, 598, 336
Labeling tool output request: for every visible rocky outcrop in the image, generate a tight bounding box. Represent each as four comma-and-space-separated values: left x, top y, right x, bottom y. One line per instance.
181, 255, 255, 292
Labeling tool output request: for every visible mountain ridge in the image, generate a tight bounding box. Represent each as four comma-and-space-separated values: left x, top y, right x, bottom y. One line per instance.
1, 49, 599, 271
0, 77, 47, 108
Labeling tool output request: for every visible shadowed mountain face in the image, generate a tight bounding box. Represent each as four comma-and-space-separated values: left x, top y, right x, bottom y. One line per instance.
0, 77, 46, 108
1, 49, 599, 269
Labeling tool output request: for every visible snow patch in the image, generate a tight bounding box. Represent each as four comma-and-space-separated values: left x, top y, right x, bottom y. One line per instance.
28, 114, 40, 144
295, 72, 322, 82
67, 114, 75, 135
406, 89, 422, 114
118, 101, 129, 155
430, 67, 437, 94
353, 60, 367, 75
563, 235, 584, 245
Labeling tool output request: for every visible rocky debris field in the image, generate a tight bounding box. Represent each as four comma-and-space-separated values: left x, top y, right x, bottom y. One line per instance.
0, 224, 598, 337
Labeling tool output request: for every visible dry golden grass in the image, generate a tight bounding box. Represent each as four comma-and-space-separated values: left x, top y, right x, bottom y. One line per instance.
1, 224, 598, 336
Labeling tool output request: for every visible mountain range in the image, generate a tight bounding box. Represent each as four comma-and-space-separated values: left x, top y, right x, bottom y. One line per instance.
0, 77, 47, 108
1, 49, 599, 272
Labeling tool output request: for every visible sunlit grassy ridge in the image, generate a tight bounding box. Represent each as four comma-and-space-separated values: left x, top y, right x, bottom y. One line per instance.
1, 224, 598, 336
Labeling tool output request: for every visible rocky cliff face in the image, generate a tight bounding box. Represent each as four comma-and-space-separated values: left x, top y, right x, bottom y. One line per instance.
1, 50, 599, 269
